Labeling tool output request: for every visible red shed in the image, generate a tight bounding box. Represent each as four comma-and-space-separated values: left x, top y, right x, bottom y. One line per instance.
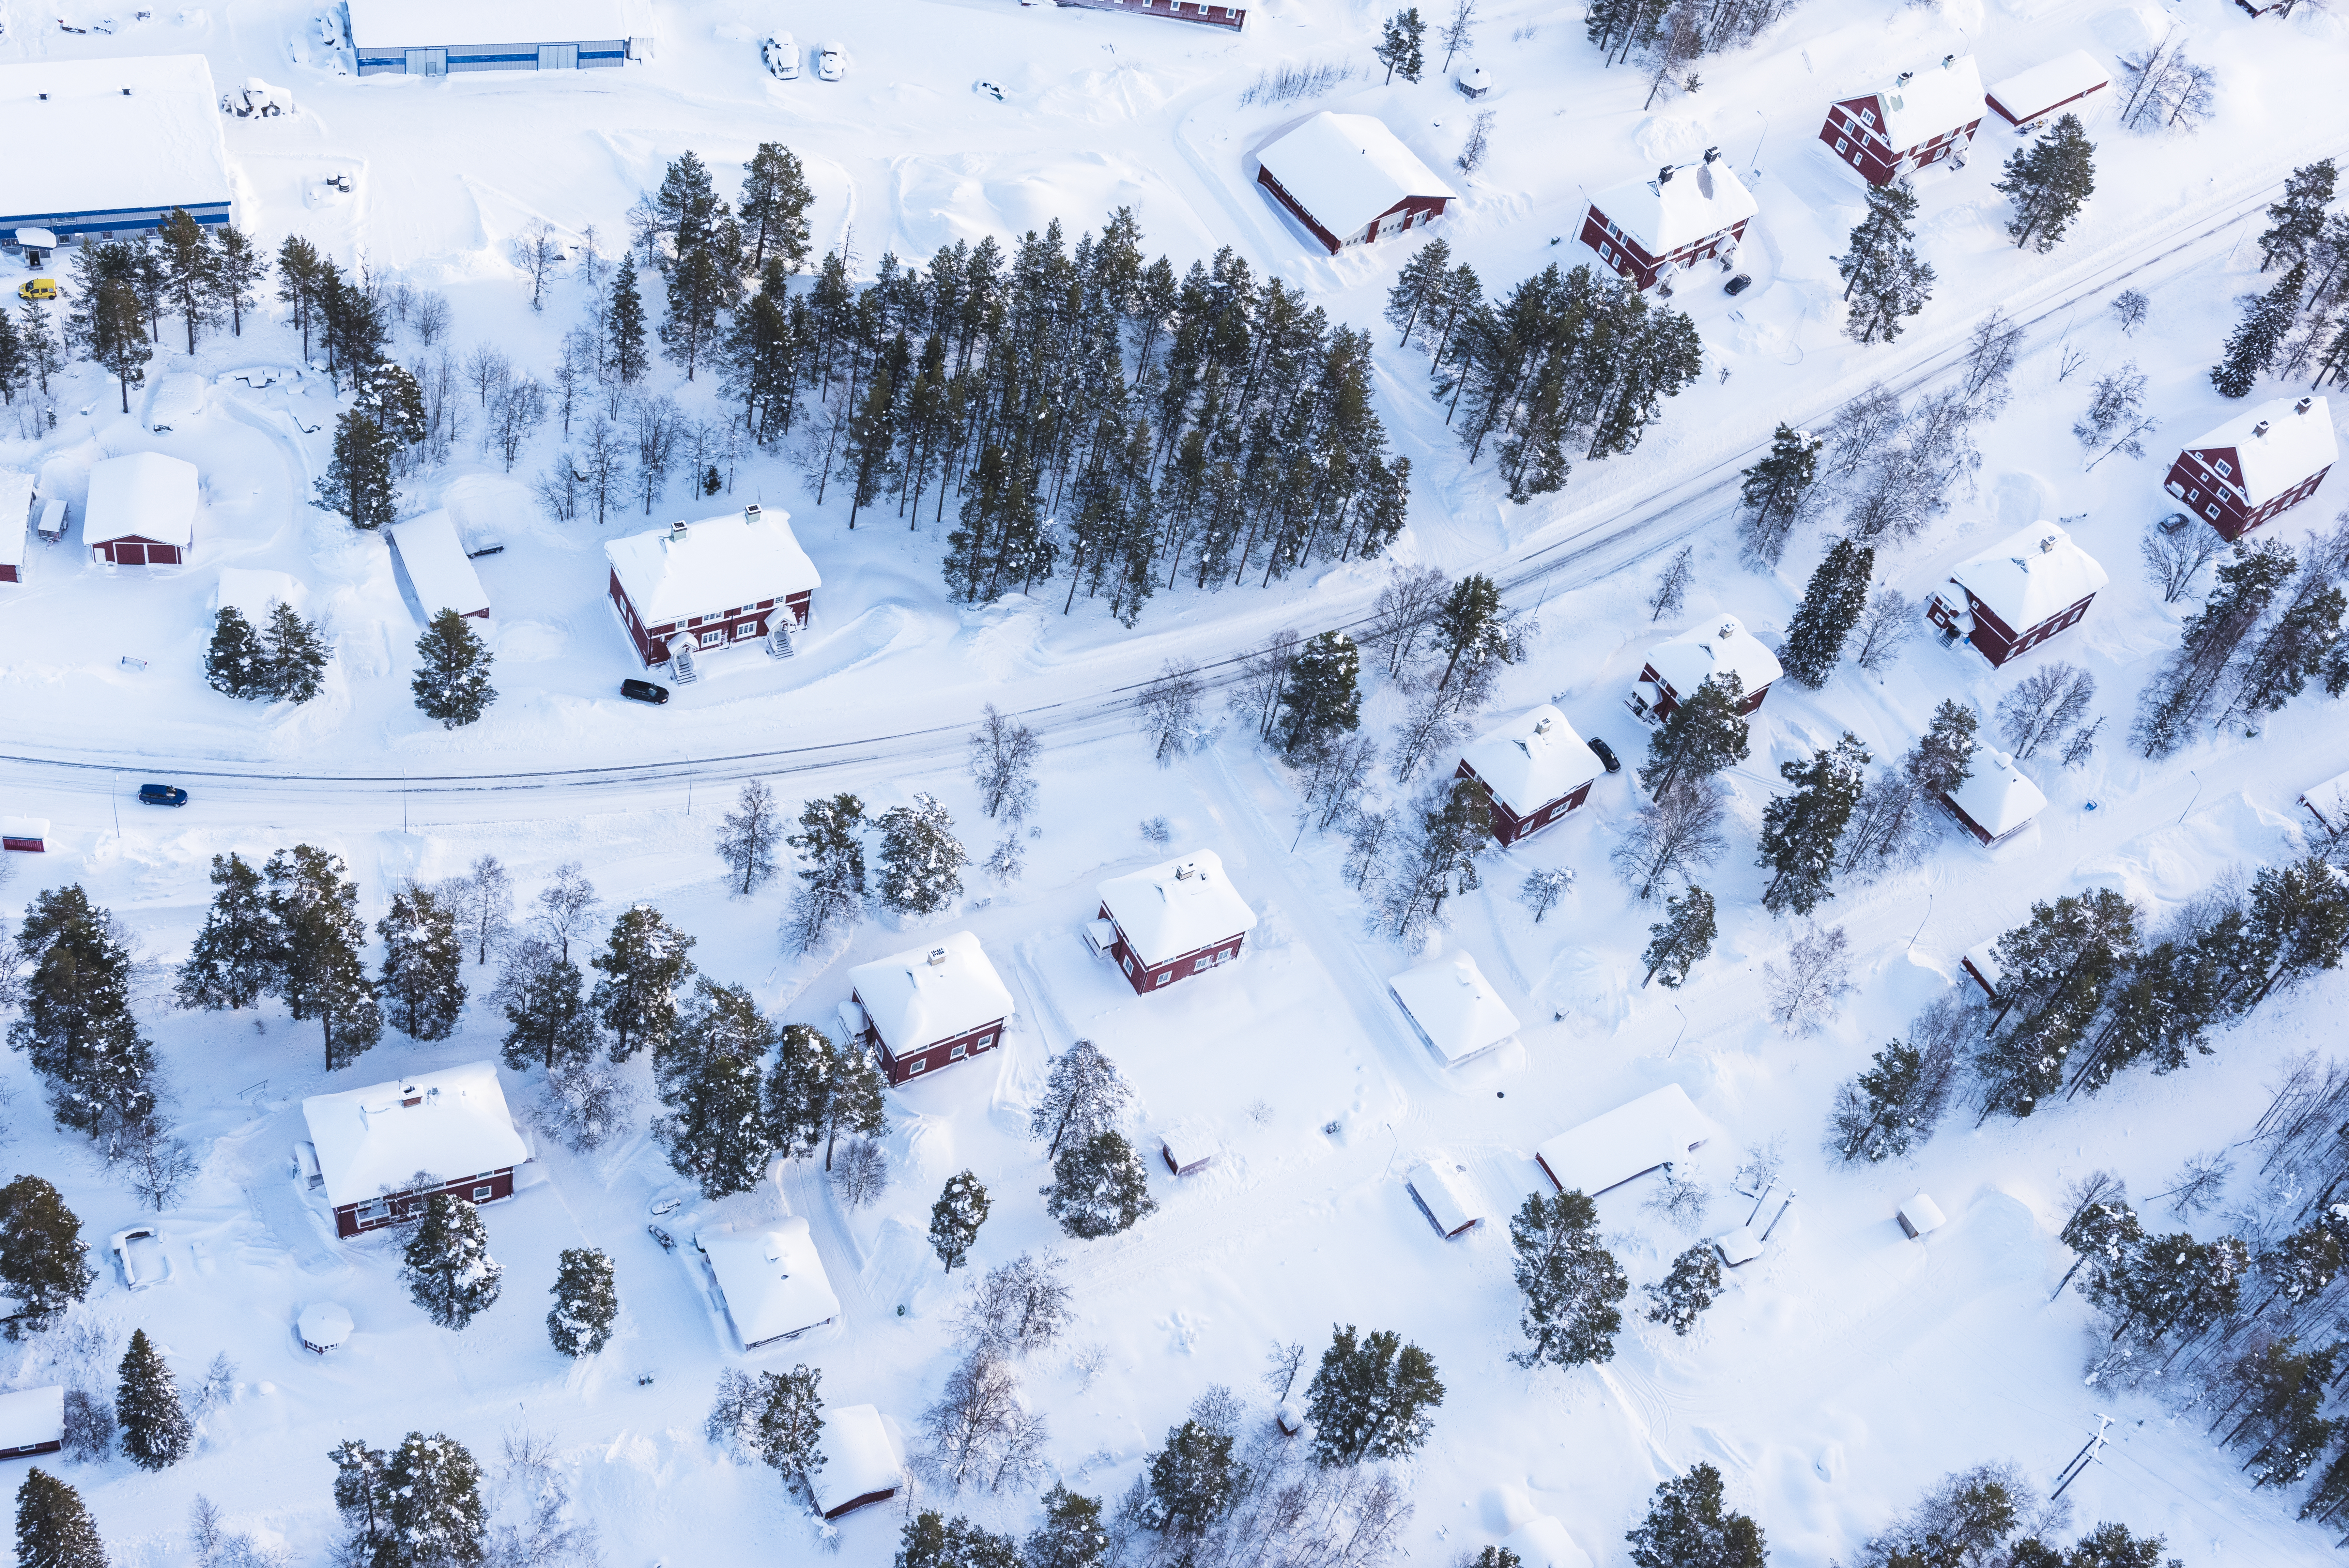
1095, 851, 1258, 994
1580, 149, 1757, 292
1628, 614, 1782, 724
846, 932, 1015, 1087
2163, 395, 2337, 540
85, 452, 198, 566
605, 503, 820, 674
1819, 54, 1985, 185
0, 818, 48, 853
1984, 52, 2110, 130
1925, 521, 2108, 667
1051, 0, 1245, 28
1256, 112, 1456, 255
1455, 705, 1603, 846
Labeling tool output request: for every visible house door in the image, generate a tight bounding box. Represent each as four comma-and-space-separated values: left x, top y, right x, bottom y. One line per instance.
405, 48, 447, 75
538, 43, 578, 69
115, 543, 146, 565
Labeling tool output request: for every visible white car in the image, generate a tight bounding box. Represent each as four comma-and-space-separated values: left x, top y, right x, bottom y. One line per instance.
762, 33, 799, 80
817, 42, 845, 81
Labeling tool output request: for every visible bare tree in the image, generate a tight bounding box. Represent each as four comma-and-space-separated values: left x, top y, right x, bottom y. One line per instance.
1299, 733, 1379, 832
1389, 684, 1465, 785
533, 863, 601, 962
551, 330, 595, 438
579, 415, 627, 527
2153, 1151, 2234, 1217
1344, 807, 1396, 891
1642, 1165, 1712, 1228
511, 222, 565, 313
1648, 545, 1695, 622
540, 1057, 638, 1151
2112, 289, 2150, 335
1437, 0, 1476, 71
1609, 777, 1728, 899
1518, 867, 1573, 924
410, 291, 452, 348
1819, 383, 1903, 485
2076, 363, 2157, 471
1229, 628, 1302, 743
117, 1119, 199, 1210
464, 342, 513, 408
920, 1347, 1042, 1491
1137, 660, 1205, 763
1364, 567, 1448, 678
2140, 516, 2227, 604
1764, 924, 1854, 1035
1995, 663, 2096, 759
489, 377, 549, 472
1850, 588, 1916, 673
633, 394, 679, 513
1959, 309, 2025, 419
832, 1137, 888, 1207
445, 853, 516, 965
968, 705, 1041, 823
961, 1254, 1074, 1357
715, 780, 784, 896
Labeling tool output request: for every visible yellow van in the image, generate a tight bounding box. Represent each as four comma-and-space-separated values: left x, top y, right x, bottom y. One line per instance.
17, 277, 58, 301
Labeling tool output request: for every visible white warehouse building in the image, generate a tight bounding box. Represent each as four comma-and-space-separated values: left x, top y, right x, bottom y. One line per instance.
0, 56, 232, 242
345, 0, 651, 76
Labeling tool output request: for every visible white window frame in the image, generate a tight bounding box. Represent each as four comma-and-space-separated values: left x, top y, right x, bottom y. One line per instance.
949, 1043, 968, 1061
908, 1057, 928, 1075
976, 1034, 995, 1049
1193, 955, 1212, 973
733, 620, 761, 639
1156, 971, 1173, 986
699, 629, 725, 649
473, 1184, 494, 1201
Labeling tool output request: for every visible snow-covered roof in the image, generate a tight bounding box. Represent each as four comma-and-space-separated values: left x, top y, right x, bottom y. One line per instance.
1458, 706, 1602, 815
390, 511, 491, 619
1257, 113, 1458, 239
1898, 1191, 1947, 1236
0, 470, 28, 572
1645, 614, 1782, 701
2182, 396, 2339, 506
84, 453, 197, 548
846, 931, 1014, 1054
301, 1061, 530, 1211
1589, 154, 1758, 257
1948, 521, 2108, 631
0, 57, 230, 232
1500, 1517, 1594, 1568
1535, 1084, 1710, 1197
145, 372, 208, 430
346, 0, 635, 47
1984, 51, 2110, 125
1945, 749, 2046, 842
0, 818, 49, 844
216, 568, 307, 625
2304, 768, 2349, 834
699, 1220, 840, 1348
0, 1388, 63, 1452
1390, 953, 1520, 1066
811, 1404, 901, 1518
1406, 1160, 1486, 1236
1961, 942, 2004, 996
298, 1302, 355, 1350
1867, 55, 1986, 150
1098, 850, 1260, 967
604, 506, 821, 628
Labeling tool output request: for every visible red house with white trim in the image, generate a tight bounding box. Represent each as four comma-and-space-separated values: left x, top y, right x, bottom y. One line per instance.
1819, 55, 1985, 185
1455, 705, 1604, 846
1093, 851, 1258, 994
1256, 112, 1456, 255
605, 503, 821, 671
845, 932, 1015, 1087
1627, 614, 1783, 724
85, 452, 198, 566
2162, 395, 2337, 541
1052, 0, 1245, 28
300, 1061, 530, 1240
1580, 149, 1757, 292
1926, 521, 2108, 668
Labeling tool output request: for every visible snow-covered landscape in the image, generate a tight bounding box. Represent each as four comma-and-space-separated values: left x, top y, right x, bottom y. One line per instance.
3, 0, 2349, 1565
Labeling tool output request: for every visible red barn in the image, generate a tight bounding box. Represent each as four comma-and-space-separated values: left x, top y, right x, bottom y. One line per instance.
1926, 521, 2108, 668
2163, 395, 2336, 540
300, 1061, 530, 1240
1256, 112, 1456, 255
845, 932, 1015, 1086
605, 503, 820, 675
1580, 149, 1758, 292
1094, 851, 1258, 994
1628, 614, 1783, 724
1052, 0, 1245, 28
1455, 705, 1604, 846
1819, 54, 1985, 185
85, 452, 198, 566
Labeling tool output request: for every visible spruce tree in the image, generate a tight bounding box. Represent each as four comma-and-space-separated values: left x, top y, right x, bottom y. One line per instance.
412, 608, 498, 729
314, 408, 398, 528
739, 142, 815, 274
1756, 734, 1870, 916
546, 1247, 618, 1357
1638, 673, 1749, 796
715, 779, 784, 895
203, 607, 268, 698
1043, 1131, 1157, 1240
814, 1038, 887, 1169
0, 310, 26, 406
2133, 540, 2298, 756
1508, 1189, 1628, 1369
1644, 1243, 1722, 1336
208, 221, 268, 336
10, 886, 158, 1139
2260, 159, 2336, 271
175, 853, 275, 1011
400, 1193, 503, 1331
275, 233, 323, 358
607, 266, 649, 384
1144, 1420, 1245, 1536
653, 980, 779, 1199
930, 1170, 990, 1271
13, 1468, 106, 1568
377, 1433, 487, 1568
752, 1364, 826, 1489
660, 246, 728, 381
1975, 889, 2138, 1122
378, 886, 465, 1042
88, 275, 152, 412
499, 949, 597, 1074
2211, 263, 2307, 398
1640, 886, 1717, 988
0, 1177, 91, 1339
1374, 8, 1427, 84
783, 793, 867, 952
115, 1328, 192, 1470
266, 845, 383, 1072
18, 300, 62, 398
2241, 853, 2349, 1005
1779, 538, 1875, 687
589, 905, 697, 1062
1839, 182, 1934, 345
260, 601, 331, 702
1995, 115, 2096, 253
1025, 1485, 1109, 1568
1028, 1041, 1133, 1158
1626, 1465, 1766, 1568
1277, 630, 1362, 754
1429, 573, 1512, 688
1302, 1324, 1443, 1465
876, 793, 968, 916
357, 361, 429, 449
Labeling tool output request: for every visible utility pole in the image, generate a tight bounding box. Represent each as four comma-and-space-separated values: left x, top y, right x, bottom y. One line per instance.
2051, 1414, 2113, 1499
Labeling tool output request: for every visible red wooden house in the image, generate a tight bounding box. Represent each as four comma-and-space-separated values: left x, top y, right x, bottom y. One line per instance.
1627, 614, 1783, 725
1093, 851, 1258, 994
605, 503, 821, 674
1579, 149, 1757, 292
85, 452, 198, 566
300, 1061, 530, 1239
1256, 112, 1456, 255
1926, 521, 2108, 668
1052, 0, 1246, 28
845, 932, 1015, 1086
2163, 395, 2336, 540
1455, 705, 1604, 846
1819, 54, 1985, 185
1939, 749, 2046, 848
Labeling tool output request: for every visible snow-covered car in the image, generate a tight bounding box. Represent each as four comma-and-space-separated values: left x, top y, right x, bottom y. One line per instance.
111, 1227, 170, 1290
817, 43, 845, 81
762, 33, 799, 79
222, 77, 295, 118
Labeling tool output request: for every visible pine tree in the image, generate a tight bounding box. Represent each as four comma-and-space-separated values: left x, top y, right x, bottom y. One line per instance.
208, 222, 268, 336
589, 905, 697, 1062
1374, 8, 1427, 83
9, 886, 159, 1139
0, 1177, 91, 1339
267, 844, 383, 1072
1641, 886, 1717, 988
815, 1039, 887, 1169
1647, 545, 1695, 623
499, 948, 597, 1074
88, 275, 151, 412
1644, 1243, 1722, 1336
1144, 1420, 1245, 1536
607, 266, 649, 385
13, 1468, 106, 1568
1637, 673, 1749, 795
2240, 853, 2349, 1005
314, 407, 399, 528
1839, 182, 1934, 345
841, 353, 900, 530
1995, 115, 2096, 253
1025, 1485, 1109, 1568
1975, 889, 2138, 1122
1756, 733, 1870, 916
1829, 1007, 1963, 1161
930, 1170, 990, 1271
784, 793, 867, 952
1043, 1131, 1157, 1240
378, 885, 465, 1042
2260, 159, 2337, 271
1277, 630, 1362, 754
752, 1364, 826, 1488
1302, 1323, 1444, 1465
546, 1247, 618, 1357
377, 1433, 487, 1568
653, 980, 779, 1199
2211, 263, 2307, 398
357, 361, 429, 449
176, 852, 275, 1010
876, 792, 968, 917
0, 309, 28, 406
1429, 573, 1512, 688
412, 608, 498, 729
114, 1328, 192, 1470
259, 601, 331, 702
715, 779, 784, 895
400, 1193, 503, 1331
739, 143, 815, 274
203, 607, 268, 698
2133, 541, 2298, 756
153, 209, 216, 354
18, 300, 62, 398
763, 1023, 834, 1163
1508, 1189, 1628, 1369
1779, 538, 1875, 686
1028, 1041, 1132, 1157
1626, 1466, 1766, 1568
2218, 537, 2348, 724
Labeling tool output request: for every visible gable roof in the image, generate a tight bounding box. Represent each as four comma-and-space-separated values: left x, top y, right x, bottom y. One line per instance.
0, 470, 28, 572
84, 453, 198, 548
698, 1220, 839, 1348
1946, 749, 2046, 841
1645, 613, 1782, 701
1389, 952, 1521, 1066
301, 1061, 530, 1211
1258, 113, 1457, 238
1098, 850, 1259, 967
846, 931, 1014, 1053
605, 506, 821, 627
0, 56, 230, 230
345, 0, 634, 47
811, 1404, 901, 1517
1947, 521, 2108, 630
1854, 55, 1985, 149
0, 1388, 62, 1453
1589, 155, 1758, 257
1405, 1159, 1486, 1235
2183, 396, 2338, 506
1984, 51, 2110, 125
1459, 705, 1602, 814
1535, 1084, 1710, 1197
389, 510, 491, 618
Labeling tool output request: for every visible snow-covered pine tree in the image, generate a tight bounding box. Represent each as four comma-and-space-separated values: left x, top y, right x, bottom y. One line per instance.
1974, 889, 2138, 1123
739, 142, 814, 274
13, 1468, 106, 1568
1647, 546, 1695, 622
1373, 7, 1426, 84
17, 300, 62, 398
1385, 238, 1454, 350
2216, 529, 2348, 725
2241, 853, 2349, 1006
782, 792, 866, 953
10, 886, 159, 1139
715, 779, 783, 896
1508, 1189, 1628, 1369
1143, 1420, 1243, 1538
930, 1171, 991, 1272
1303, 1323, 1444, 1464
1024, 1484, 1109, 1568
1429, 574, 1512, 688
1626, 1465, 1766, 1568
607, 266, 649, 385
411, 608, 498, 729
1378, 775, 1493, 943
1644, 1243, 1722, 1336
203, 607, 268, 698
266, 844, 383, 1072
499, 945, 597, 1074
1779, 538, 1876, 687
1756, 733, 1870, 916
1839, 181, 1934, 345
654, 980, 779, 1199
876, 793, 969, 918
1278, 631, 1363, 755
400, 1194, 503, 1331
1612, 779, 1727, 902
378, 885, 465, 1042
589, 904, 697, 1062
2133, 541, 2298, 756
175, 852, 275, 1011
1028, 1041, 1133, 1157
115, 1328, 192, 1470
1636, 672, 1748, 795
1640, 885, 1718, 987
315, 407, 399, 528
546, 1247, 618, 1358
260, 601, 331, 703
763, 1023, 834, 1163
752, 1364, 826, 1491
969, 705, 1042, 823
2211, 262, 2308, 398
2260, 159, 2337, 272
0, 1177, 91, 1340
1995, 115, 2096, 253
375, 1433, 488, 1568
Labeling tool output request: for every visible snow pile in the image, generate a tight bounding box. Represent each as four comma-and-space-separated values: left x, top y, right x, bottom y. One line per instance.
215, 567, 307, 623
1499, 1515, 1594, 1568
0, 470, 28, 578
300, 1061, 530, 1212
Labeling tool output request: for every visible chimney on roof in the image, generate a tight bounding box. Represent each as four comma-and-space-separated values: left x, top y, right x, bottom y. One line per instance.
2254, 420, 2272, 438
669, 519, 688, 540
1657, 164, 1675, 183
1942, 53, 1955, 68
2297, 397, 2314, 414
926, 947, 946, 966
1896, 70, 1913, 87
1718, 621, 1736, 639
122, 87, 132, 96
1703, 146, 1721, 163
1175, 862, 1196, 880
1534, 715, 1553, 734
743, 502, 762, 521
2039, 535, 2056, 553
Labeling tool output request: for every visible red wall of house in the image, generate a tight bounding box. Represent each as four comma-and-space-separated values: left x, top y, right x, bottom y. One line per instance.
1257, 168, 1447, 254
1818, 95, 1981, 186
97, 538, 184, 565
611, 570, 814, 668
332, 1167, 516, 1239
859, 1003, 1007, 1086
1581, 204, 1751, 290
1099, 902, 1246, 993
2165, 449, 2330, 541
1931, 587, 2096, 667
1455, 759, 1593, 846
1054, 0, 1246, 27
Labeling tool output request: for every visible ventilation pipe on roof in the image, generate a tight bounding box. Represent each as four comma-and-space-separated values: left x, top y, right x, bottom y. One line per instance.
1175, 862, 1196, 880
743, 502, 762, 521
1702, 146, 1721, 163
2297, 397, 2315, 415
669, 518, 688, 539
1896, 70, 1913, 87
1534, 715, 1553, 734
2254, 420, 2272, 438
2039, 535, 2056, 553
1657, 165, 1674, 183
926, 947, 947, 966
1941, 53, 1955, 68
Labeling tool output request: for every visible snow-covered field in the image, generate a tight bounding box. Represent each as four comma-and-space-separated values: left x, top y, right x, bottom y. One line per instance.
4, 0, 2349, 1564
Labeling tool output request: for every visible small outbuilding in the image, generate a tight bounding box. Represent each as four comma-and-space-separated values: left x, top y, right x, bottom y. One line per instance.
1939, 749, 2046, 848
1096, 850, 1259, 994
1897, 1191, 1947, 1239
0, 470, 30, 584
1405, 1160, 1486, 1239
2164, 395, 2337, 540
1580, 148, 1758, 292
1819, 54, 1986, 185
389, 511, 491, 620
0, 819, 47, 854
846, 932, 1015, 1086
0, 1389, 64, 1461
1960, 942, 2003, 1001
2302, 767, 2349, 838
811, 1404, 904, 1518
1255, 112, 1457, 255
298, 1302, 355, 1354
1160, 1126, 1216, 1177
1389, 953, 1520, 1067
86, 452, 199, 566
699, 1220, 840, 1349
1535, 1084, 1710, 1198
606, 503, 820, 673
1984, 51, 2110, 129
1925, 521, 2108, 668
1628, 614, 1782, 724
346, 0, 648, 74
1456, 705, 1603, 846
1499, 1517, 1595, 1568
300, 1061, 531, 1239
0, 56, 233, 240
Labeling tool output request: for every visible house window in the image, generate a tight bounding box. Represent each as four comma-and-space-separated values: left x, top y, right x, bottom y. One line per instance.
908, 1057, 927, 1075
2208, 505, 2221, 518
2215, 459, 2233, 476
699, 629, 724, 648
1600, 245, 1614, 264
1121, 954, 1136, 975
976, 1034, 995, 1049
734, 621, 761, 639
1156, 971, 1172, 985
357, 1199, 390, 1226
1835, 138, 1848, 154
949, 1044, 968, 1060
473, 1185, 493, 1201
1861, 108, 1875, 124
1194, 956, 1213, 973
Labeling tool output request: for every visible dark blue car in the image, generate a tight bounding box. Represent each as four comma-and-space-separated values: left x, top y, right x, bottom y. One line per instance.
138, 783, 188, 807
